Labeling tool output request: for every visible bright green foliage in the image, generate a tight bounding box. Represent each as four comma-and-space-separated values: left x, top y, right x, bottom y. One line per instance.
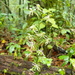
0, 13, 5, 30
70, 58, 75, 69
59, 44, 75, 68
58, 69, 65, 75
59, 55, 69, 66
6, 42, 21, 56
0, 0, 75, 74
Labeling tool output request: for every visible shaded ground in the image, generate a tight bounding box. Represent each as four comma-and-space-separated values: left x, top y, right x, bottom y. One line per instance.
0, 55, 74, 75
0, 55, 34, 75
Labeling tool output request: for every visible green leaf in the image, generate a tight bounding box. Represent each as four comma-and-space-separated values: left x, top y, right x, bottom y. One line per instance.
52, 24, 58, 28
39, 23, 45, 30
43, 9, 48, 14
70, 58, 75, 69
48, 18, 55, 24
9, 46, 15, 53
23, 51, 31, 54
49, 8, 56, 12
24, 9, 30, 14
48, 18, 58, 28
15, 44, 20, 49
59, 55, 69, 61
0, 21, 2, 25
38, 57, 52, 67
47, 45, 53, 49
11, 28, 20, 31
58, 69, 65, 75
22, 23, 27, 29
41, 0, 46, 4
61, 61, 68, 66
53, 32, 58, 37
61, 29, 66, 35
59, 55, 69, 66
61, 29, 70, 35
3, 69, 8, 73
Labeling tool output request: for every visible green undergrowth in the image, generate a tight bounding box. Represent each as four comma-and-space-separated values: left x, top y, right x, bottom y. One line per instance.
0, 0, 75, 75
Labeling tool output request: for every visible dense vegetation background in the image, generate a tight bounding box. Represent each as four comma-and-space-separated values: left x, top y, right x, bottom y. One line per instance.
0, 0, 75, 75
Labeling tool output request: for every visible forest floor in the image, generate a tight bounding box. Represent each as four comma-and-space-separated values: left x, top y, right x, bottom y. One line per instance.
0, 35, 75, 75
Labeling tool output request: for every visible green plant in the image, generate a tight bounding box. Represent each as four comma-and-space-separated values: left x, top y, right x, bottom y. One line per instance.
28, 4, 59, 35
0, 13, 6, 33
59, 43, 75, 68
70, 58, 75, 70
58, 69, 65, 75
3, 68, 8, 75
6, 42, 21, 57
30, 49, 52, 75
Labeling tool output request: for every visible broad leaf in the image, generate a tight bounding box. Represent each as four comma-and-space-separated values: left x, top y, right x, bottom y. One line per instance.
22, 23, 27, 29
70, 58, 75, 69
39, 23, 45, 30
59, 55, 69, 61
52, 24, 58, 28
48, 18, 55, 24
9, 46, 15, 53
61, 29, 70, 35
